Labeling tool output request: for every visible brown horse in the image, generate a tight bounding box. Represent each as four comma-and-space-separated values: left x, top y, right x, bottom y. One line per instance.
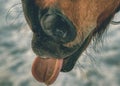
21, 0, 120, 72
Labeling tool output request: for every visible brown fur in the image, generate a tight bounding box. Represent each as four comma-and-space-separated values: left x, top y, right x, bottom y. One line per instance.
35, 0, 57, 8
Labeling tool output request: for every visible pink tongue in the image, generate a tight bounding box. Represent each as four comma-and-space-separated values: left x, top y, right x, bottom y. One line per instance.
32, 56, 63, 85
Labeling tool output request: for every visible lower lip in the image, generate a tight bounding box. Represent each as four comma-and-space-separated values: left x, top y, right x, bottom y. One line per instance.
31, 56, 63, 85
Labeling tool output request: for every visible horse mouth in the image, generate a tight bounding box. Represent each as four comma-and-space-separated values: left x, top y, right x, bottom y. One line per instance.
36, 33, 92, 73
31, 34, 92, 85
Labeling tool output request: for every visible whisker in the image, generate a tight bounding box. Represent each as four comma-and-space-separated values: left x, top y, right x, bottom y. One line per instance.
6, 3, 24, 26
111, 20, 120, 25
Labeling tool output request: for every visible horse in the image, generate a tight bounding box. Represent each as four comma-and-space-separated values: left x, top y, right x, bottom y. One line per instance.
21, 0, 120, 85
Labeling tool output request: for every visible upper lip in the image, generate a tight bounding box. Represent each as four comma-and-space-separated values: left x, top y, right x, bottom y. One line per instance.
31, 7, 80, 59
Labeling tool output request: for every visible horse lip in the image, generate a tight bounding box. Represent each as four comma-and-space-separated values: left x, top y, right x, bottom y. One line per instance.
61, 34, 92, 72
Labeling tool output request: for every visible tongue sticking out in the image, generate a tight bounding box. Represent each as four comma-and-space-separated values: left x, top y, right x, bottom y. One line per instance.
32, 57, 63, 85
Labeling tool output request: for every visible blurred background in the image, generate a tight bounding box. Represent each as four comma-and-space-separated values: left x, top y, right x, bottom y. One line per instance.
0, 0, 120, 86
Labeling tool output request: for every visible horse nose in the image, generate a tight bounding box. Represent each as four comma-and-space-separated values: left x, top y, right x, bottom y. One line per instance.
40, 9, 77, 43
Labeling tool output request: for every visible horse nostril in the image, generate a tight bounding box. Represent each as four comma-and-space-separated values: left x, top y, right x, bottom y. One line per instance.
54, 27, 67, 39
40, 10, 76, 43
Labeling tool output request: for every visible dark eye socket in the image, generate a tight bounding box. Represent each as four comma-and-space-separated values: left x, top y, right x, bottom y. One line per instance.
40, 9, 77, 43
